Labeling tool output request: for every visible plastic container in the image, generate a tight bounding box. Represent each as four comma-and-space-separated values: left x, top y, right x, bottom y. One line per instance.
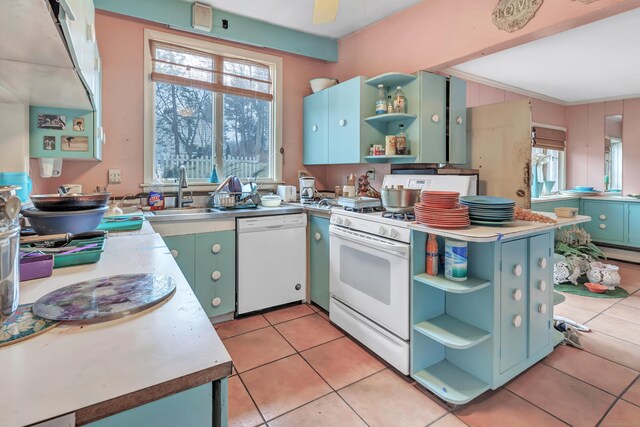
261, 194, 282, 207
19, 254, 54, 281
148, 170, 165, 211
444, 239, 467, 281
53, 237, 106, 268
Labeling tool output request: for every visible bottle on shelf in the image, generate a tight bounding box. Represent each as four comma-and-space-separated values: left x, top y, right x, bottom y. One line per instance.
395, 124, 408, 155
393, 86, 406, 113
376, 84, 387, 115
426, 234, 439, 276
387, 95, 393, 113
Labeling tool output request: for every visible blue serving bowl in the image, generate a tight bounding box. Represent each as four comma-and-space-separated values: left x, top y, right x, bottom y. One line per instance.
574, 186, 594, 191
21, 206, 108, 235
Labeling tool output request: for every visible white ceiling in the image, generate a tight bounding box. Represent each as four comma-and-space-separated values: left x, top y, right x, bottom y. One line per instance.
189, 0, 423, 38
449, 8, 640, 105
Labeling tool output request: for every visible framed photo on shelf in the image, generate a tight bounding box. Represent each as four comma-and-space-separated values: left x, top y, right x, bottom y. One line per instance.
37, 114, 66, 130
61, 135, 89, 152
72, 117, 85, 132
43, 136, 56, 151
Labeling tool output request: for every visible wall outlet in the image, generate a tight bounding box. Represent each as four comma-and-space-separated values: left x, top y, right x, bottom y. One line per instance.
108, 168, 122, 184
367, 168, 376, 180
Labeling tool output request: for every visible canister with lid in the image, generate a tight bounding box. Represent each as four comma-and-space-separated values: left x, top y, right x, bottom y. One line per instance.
444, 239, 467, 281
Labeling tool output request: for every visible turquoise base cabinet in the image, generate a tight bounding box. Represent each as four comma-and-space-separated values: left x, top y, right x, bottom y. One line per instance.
580, 199, 640, 249
410, 230, 554, 405
309, 215, 330, 311
85, 380, 228, 427
162, 231, 236, 317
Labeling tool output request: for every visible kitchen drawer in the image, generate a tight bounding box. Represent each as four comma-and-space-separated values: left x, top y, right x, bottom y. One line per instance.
195, 231, 236, 318
581, 201, 624, 242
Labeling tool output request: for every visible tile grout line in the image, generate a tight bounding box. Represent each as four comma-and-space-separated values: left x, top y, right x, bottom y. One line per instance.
502, 388, 573, 426
234, 371, 268, 427
540, 359, 636, 398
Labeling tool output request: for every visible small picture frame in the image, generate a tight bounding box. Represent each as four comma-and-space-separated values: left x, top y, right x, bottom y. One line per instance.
72, 117, 85, 132
37, 114, 66, 130
61, 135, 89, 152
43, 136, 56, 151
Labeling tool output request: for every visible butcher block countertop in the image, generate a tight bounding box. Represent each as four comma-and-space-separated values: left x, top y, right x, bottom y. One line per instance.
0, 232, 231, 427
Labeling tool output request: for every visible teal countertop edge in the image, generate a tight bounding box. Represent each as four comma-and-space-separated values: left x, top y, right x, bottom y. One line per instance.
94, 0, 338, 62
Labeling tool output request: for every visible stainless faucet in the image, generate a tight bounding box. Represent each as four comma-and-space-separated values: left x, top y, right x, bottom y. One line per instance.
176, 165, 193, 208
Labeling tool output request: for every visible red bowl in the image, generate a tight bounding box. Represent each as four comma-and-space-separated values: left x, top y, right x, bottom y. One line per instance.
584, 282, 608, 293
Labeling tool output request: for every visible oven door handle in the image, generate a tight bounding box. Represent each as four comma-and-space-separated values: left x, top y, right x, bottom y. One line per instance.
330, 226, 409, 258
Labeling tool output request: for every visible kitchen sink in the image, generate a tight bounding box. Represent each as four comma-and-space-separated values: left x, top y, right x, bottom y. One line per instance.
150, 208, 213, 216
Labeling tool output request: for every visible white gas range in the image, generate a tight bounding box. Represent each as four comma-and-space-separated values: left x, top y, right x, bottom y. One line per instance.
328, 174, 476, 375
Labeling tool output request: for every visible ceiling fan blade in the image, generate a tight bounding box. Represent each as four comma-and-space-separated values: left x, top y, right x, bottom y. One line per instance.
313, 0, 339, 24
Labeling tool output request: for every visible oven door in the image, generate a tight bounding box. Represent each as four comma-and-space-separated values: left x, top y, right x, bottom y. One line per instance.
329, 224, 410, 339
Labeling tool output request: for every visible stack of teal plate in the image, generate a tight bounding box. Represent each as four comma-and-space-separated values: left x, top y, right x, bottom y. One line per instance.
459, 196, 516, 226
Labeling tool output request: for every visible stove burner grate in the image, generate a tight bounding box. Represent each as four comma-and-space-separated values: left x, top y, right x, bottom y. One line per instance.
343, 206, 384, 214
382, 211, 416, 221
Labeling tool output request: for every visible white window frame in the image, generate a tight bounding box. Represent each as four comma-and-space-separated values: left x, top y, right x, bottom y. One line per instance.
531, 122, 567, 193
143, 29, 283, 188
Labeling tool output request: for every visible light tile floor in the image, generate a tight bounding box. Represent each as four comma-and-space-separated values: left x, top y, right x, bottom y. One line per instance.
215, 261, 640, 427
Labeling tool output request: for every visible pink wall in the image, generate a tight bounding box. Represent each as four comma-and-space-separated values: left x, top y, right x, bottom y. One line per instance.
327, 0, 638, 81
31, 11, 329, 196
566, 98, 640, 194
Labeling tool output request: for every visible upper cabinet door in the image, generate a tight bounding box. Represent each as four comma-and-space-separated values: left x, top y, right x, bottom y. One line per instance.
419, 72, 446, 164
328, 77, 362, 164
303, 90, 329, 165
448, 76, 467, 164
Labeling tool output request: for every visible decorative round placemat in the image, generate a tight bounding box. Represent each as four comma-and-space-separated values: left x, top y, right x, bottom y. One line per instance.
33, 274, 176, 322
555, 283, 629, 299
0, 304, 58, 348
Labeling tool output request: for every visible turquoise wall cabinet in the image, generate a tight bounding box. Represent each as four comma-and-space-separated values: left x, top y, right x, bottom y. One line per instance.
410, 230, 555, 405
162, 231, 236, 318
309, 215, 330, 311
303, 76, 377, 165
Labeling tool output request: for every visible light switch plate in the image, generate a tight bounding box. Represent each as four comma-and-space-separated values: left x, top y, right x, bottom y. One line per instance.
108, 168, 122, 184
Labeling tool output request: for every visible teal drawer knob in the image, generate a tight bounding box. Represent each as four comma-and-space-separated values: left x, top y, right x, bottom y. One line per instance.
513, 265, 523, 277
538, 280, 547, 291
431, 114, 440, 123
170, 249, 179, 258
512, 289, 522, 301
599, 224, 607, 230
456, 116, 463, 125
538, 258, 547, 269
211, 244, 221, 254
312, 124, 318, 132
315, 232, 322, 241
211, 271, 221, 281
339, 119, 347, 127
538, 303, 547, 314
513, 315, 522, 327
599, 214, 607, 220
212, 297, 221, 307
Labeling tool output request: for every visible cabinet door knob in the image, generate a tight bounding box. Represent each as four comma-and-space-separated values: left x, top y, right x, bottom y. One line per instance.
513, 315, 522, 327
211, 244, 221, 254
312, 124, 318, 132
170, 249, 179, 258
431, 114, 440, 123
538, 280, 547, 291
512, 289, 522, 301
538, 258, 547, 269
513, 265, 523, 277
538, 303, 548, 314
211, 297, 221, 307
339, 119, 347, 127
599, 224, 607, 230
599, 214, 607, 220
211, 271, 222, 281
456, 116, 463, 125
315, 232, 321, 241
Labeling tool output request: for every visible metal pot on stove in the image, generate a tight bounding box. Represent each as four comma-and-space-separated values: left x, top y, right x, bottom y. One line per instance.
0, 186, 21, 324
381, 185, 421, 213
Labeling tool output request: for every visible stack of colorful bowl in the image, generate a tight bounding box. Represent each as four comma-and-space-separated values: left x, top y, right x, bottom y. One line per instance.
415, 191, 470, 229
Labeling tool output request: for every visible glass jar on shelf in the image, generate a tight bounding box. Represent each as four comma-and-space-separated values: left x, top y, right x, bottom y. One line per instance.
395, 124, 408, 155
393, 86, 406, 113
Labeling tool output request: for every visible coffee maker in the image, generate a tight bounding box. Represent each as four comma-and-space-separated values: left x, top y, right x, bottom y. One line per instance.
299, 177, 316, 204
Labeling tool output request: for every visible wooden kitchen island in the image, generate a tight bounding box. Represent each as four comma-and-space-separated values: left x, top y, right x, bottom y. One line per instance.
408, 215, 589, 405
0, 232, 231, 427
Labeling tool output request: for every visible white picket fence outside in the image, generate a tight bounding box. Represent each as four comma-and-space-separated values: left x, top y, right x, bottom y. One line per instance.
157, 155, 263, 178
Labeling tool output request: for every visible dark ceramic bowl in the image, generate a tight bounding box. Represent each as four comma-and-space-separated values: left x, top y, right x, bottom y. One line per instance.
21, 206, 108, 235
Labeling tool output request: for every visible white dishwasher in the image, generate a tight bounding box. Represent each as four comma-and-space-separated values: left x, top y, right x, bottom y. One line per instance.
237, 213, 307, 314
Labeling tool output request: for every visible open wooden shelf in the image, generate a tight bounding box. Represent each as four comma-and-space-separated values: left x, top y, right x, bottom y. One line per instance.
413, 360, 490, 405
414, 273, 492, 294
365, 72, 417, 88
414, 315, 491, 349
364, 113, 417, 124
364, 155, 416, 164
